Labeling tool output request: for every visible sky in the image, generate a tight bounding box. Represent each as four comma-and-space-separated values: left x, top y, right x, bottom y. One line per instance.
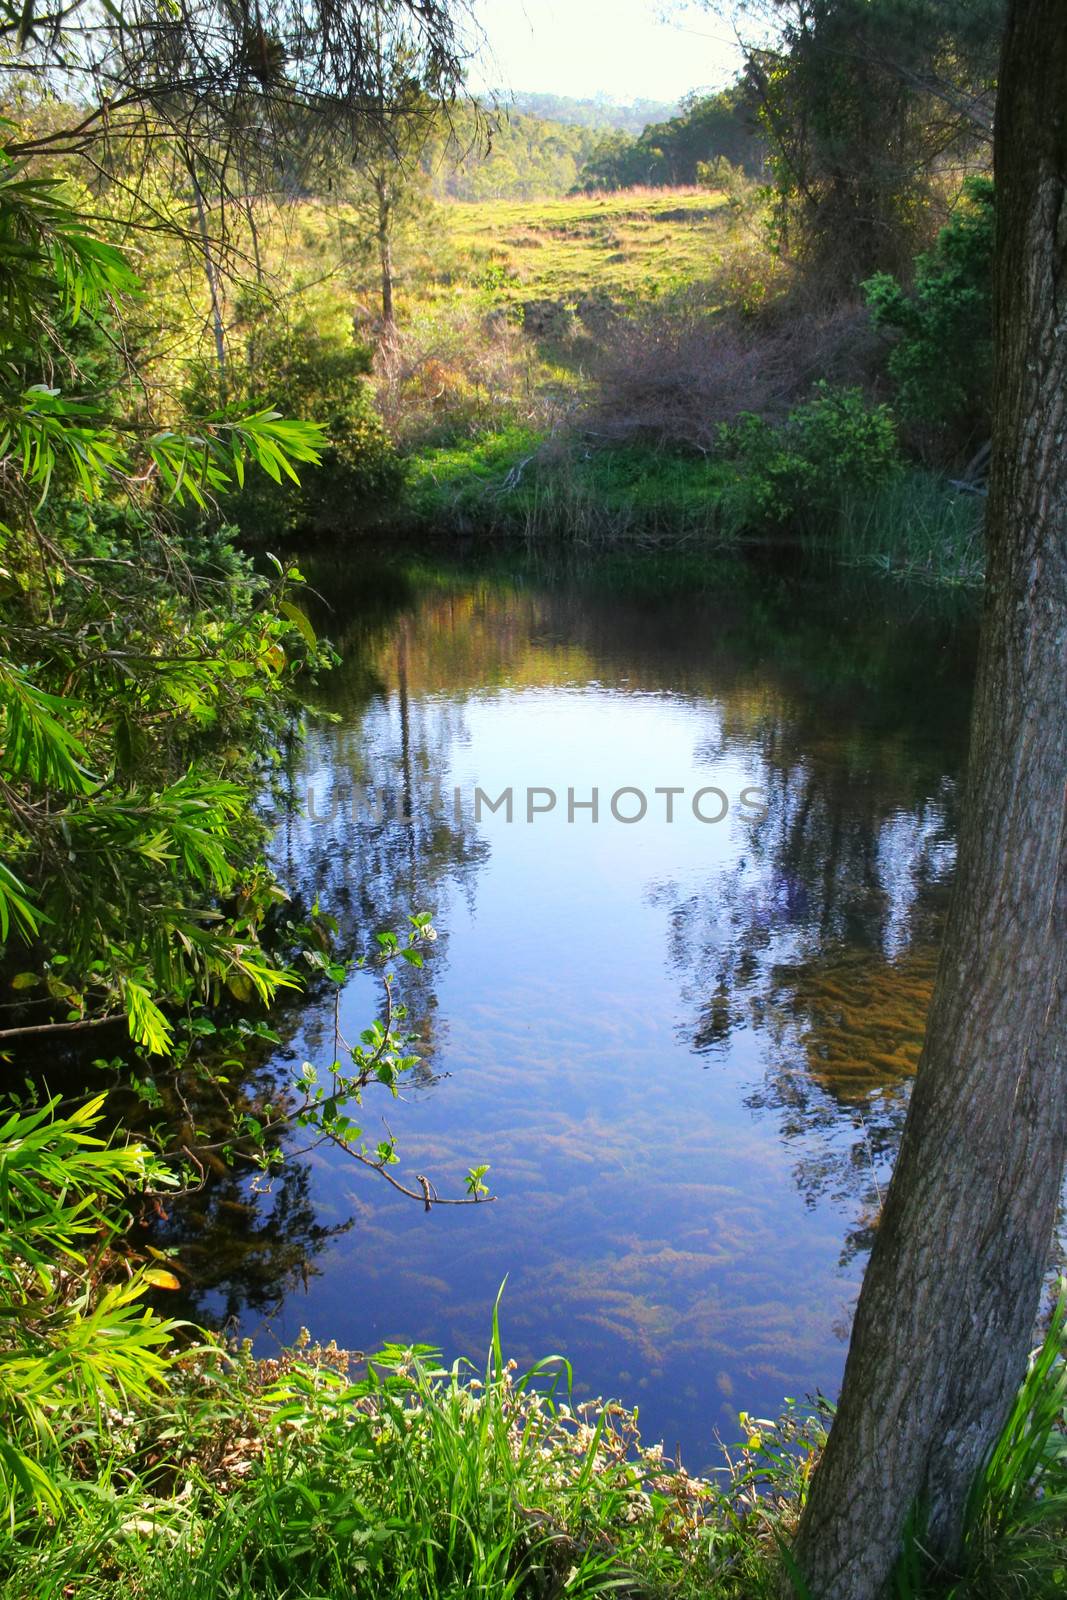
465, 0, 745, 105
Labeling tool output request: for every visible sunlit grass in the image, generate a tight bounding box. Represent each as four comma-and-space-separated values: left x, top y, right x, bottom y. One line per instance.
404, 430, 737, 542
441, 188, 731, 304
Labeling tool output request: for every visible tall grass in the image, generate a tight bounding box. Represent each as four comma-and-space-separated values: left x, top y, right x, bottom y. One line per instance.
404, 431, 738, 545
0, 1265, 835, 1600
402, 427, 984, 588
4, 1254, 1065, 1598
4, 1295, 799, 1599
954, 1290, 1067, 1598
832, 472, 986, 587
780, 1292, 1067, 1600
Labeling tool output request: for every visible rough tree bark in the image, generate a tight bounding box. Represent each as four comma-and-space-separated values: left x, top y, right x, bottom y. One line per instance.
790, 4, 1067, 1596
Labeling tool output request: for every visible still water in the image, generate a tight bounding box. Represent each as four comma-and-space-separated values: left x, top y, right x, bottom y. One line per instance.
218, 553, 977, 1470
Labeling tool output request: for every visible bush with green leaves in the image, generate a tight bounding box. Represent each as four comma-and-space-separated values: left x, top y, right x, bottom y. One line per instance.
0, 1095, 180, 1520
0, 145, 492, 1219
721, 382, 902, 535
187, 312, 403, 538
864, 177, 994, 450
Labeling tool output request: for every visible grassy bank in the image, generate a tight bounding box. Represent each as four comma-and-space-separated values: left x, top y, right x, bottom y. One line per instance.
400, 426, 986, 583
11, 1305, 1065, 1600
1, 873, 1061, 1600
6, 1311, 826, 1600
404, 430, 733, 543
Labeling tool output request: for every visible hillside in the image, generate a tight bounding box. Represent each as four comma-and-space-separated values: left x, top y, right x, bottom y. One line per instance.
422, 90, 760, 203
441, 188, 731, 303
503, 90, 679, 132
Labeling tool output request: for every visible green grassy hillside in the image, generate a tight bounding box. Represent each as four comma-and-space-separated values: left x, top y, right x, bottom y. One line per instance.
246, 186, 731, 320
442, 188, 730, 302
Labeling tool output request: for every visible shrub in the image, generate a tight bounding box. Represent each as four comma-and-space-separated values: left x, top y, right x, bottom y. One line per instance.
721, 382, 902, 533
0, 1096, 179, 1520
590, 296, 874, 453
187, 318, 402, 538
864, 177, 994, 453
374, 303, 555, 450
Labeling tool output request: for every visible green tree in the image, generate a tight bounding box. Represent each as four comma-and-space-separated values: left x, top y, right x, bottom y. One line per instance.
723, 0, 1002, 289
337, 27, 441, 331
575, 87, 764, 191
1, 0, 464, 178
0, 161, 327, 1051
865, 176, 994, 451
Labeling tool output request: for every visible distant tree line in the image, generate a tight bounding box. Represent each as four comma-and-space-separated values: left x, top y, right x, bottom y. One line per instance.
415, 88, 766, 203
423, 108, 606, 200
573, 88, 766, 191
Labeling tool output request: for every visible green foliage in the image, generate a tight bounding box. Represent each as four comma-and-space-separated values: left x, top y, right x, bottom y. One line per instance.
2, 383, 322, 511
404, 428, 735, 542
189, 316, 402, 537
426, 107, 607, 201
0, 524, 320, 1048
834, 471, 985, 586
0, 1095, 179, 1520
0, 1287, 826, 1600
0, 164, 138, 329
746, 0, 1001, 288
720, 383, 902, 533
864, 178, 994, 442
956, 1289, 1067, 1598
575, 87, 765, 192
0, 141, 331, 1050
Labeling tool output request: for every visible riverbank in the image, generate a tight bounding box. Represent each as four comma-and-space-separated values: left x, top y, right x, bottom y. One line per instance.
4, 1261, 823, 1599
399, 429, 986, 587
4, 1103, 1063, 1600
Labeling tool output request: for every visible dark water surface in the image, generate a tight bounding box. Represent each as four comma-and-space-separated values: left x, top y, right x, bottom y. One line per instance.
225, 553, 979, 1469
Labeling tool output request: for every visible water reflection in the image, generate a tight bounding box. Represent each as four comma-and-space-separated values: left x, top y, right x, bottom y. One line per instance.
197, 555, 979, 1467
651, 635, 961, 1267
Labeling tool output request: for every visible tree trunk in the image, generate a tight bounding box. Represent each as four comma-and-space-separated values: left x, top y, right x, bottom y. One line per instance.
790, 5, 1067, 1596
186, 158, 227, 402
377, 173, 395, 332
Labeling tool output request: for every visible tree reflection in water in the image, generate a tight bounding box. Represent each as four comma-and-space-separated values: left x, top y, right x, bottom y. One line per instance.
652, 634, 964, 1263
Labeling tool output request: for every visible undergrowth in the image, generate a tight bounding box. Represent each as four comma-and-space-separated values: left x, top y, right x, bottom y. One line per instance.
2, 1299, 826, 1600
401, 425, 984, 584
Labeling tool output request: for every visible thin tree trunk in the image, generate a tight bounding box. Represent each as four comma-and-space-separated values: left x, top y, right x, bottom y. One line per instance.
187, 157, 227, 400
245, 190, 265, 371
377, 173, 395, 331
790, 5, 1067, 1596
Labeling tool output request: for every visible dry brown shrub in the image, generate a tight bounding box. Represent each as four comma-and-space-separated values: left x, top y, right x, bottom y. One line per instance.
589, 289, 881, 451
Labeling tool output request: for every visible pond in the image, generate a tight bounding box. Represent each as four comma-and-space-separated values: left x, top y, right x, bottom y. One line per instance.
196, 551, 981, 1471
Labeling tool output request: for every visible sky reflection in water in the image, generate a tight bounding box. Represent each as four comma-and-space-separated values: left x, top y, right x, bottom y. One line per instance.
248, 558, 976, 1471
